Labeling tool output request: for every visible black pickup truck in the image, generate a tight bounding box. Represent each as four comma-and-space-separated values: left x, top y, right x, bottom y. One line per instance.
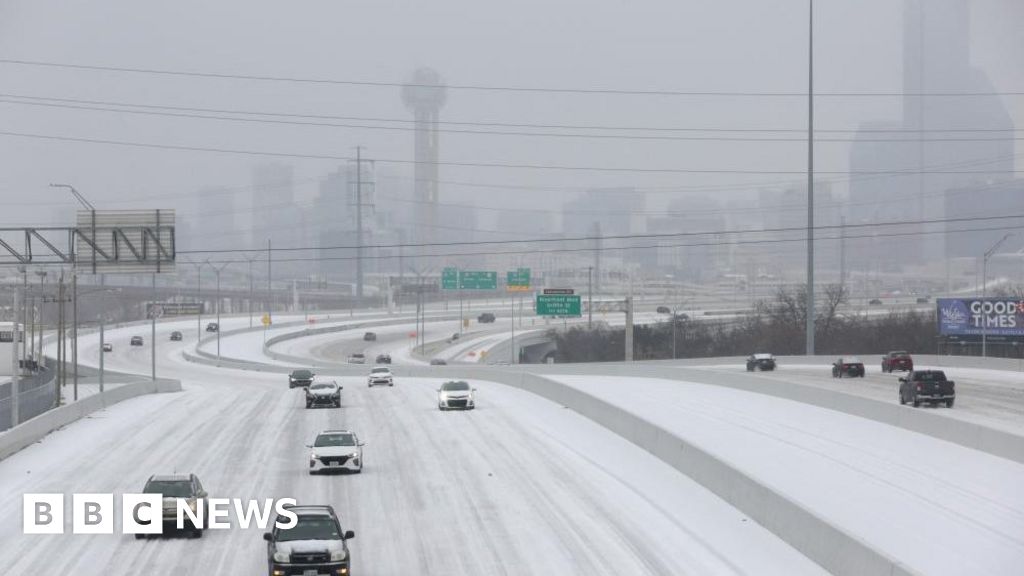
899, 370, 955, 408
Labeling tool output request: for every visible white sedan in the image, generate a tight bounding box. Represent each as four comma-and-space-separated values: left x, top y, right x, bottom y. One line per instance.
368, 366, 394, 387
438, 380, 476, 411
308, 430, 364, 474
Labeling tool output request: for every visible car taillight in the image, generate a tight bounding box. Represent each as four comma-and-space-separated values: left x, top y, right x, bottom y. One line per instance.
916, 384, 922, 391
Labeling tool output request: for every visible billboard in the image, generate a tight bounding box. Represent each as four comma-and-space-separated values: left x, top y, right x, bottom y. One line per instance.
937, 298, 1024, 337
76, 209, 176, 274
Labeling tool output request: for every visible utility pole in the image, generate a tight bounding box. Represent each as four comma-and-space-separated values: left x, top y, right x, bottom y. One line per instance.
35, 270, 46, 369
268, 236, 272, 323
624, 296, 634, 362
72, 270, 78, 400
805, 0, 816, 356
10, 287, 20, 426
354, 146, 365, 301
839, 215, 847, 289
248, 256, 255, 328
98, 276, 105, 393
151, 274, 156, 381
588, 266, 593, 329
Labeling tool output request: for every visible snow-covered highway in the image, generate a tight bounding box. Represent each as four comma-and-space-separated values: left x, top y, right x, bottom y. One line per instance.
0, 320, 826, 575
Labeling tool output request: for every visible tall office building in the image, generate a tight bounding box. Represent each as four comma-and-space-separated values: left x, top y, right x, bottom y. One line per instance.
848, 0, 1014, 267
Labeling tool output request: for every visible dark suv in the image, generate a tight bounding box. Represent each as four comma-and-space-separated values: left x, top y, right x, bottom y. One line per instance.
477, 312, 496, 323
882, 351, 913, 373
288, 369, 315, 389
264, 505, 354, 576
130, 335, 144, 346
140, 473, 208, 539
170, 331, 183, 341
206, 322, 219, 332
899, 370, 955, 408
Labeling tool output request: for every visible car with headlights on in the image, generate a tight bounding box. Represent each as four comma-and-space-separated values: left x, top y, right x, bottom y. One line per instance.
374, 353, 391, 364
205, 322, 219, 332
307, 430, 364, 474
438, 380, 476, 411
102, 343, 113, 353
305, 380, 341, 409
367, 366, 394, 387
170, 331, 183, 341
832, 356, 865, 378
746, 353, 776, 371
347, 353, 366, 364
140, 473, 208, 539
288, 369, 315, 389
264, 505, 354, 576
130, 335, 144, 346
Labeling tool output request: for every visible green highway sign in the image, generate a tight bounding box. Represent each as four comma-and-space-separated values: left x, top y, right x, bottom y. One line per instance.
536, 293, 582, 317
506, 268, 531, 291
459, 270, 498, 290
441, 268, 459, 290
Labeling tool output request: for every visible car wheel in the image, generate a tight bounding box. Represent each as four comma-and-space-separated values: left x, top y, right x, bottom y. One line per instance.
389, 382, 394, 387
912, 396, 921, 408
193, 528, 203, 539
946, 398, 955, 408
356, 466, 363, 474
335, 400, 341, 408
899, 390, 905, 405
305, 402, 312, 409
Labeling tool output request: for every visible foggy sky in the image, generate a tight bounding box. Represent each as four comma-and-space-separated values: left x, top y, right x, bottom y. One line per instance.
0, 0, 1020, 249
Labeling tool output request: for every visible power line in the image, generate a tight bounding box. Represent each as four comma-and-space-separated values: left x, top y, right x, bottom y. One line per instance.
3, 58, 1023, 97
1, 130, 1020, 176
193, 222, 1024, 265
179, 212, 1024, 255
1, 92, 1018, 134
3, 96, 1021, 143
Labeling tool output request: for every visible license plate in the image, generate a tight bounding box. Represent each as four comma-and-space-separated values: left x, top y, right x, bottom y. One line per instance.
303, 570, 320, 576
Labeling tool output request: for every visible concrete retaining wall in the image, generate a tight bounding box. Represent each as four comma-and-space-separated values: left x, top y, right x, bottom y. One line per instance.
0, 378, 181, 461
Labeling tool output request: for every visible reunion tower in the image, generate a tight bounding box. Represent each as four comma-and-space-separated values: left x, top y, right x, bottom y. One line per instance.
401, 68, 447, 252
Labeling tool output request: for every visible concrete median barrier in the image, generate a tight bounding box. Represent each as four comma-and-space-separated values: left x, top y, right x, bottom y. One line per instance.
0, 378, 181, 461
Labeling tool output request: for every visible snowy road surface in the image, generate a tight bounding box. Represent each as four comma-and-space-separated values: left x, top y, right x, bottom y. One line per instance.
690, 362, 1024, 435
0, 322, 826, 575
546, 374, 1024, 576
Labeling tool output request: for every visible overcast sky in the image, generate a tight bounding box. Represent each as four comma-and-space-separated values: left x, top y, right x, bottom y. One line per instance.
0, 0, 1020, 247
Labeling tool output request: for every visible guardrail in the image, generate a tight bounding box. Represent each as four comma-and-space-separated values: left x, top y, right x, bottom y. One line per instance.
0, 378, 181, 461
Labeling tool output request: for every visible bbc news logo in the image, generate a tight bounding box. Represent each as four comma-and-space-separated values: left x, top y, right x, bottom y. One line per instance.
23, 494, 297, 535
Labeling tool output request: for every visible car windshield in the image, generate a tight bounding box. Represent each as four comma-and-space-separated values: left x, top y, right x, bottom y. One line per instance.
917, 371, 947, 381
890, 351, 909, 357
371, 368, 389, 374
754, 354, 772, 360
276, 515, 341, 542
310, 383, 334, 390
314, 433, 356, 447
842, 357, 862, 364
441, 381, 470, 391
352, 354, 364, 358
143, 480, 193, 498
292, 370, 312, 378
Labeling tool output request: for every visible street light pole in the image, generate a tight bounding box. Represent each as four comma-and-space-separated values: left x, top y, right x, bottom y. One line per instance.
51, 183, 95, 400
982, 233, 1014, 358
206, 260, 232, 364
804, 0, 816, 356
